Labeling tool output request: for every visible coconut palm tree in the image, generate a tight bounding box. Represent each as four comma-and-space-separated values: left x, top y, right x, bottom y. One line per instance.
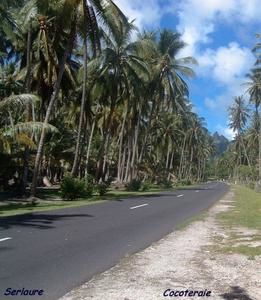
245, 34, 261, 183
71, 0, 129, 176
138, 30, 197, 163
228, 96, 251, 172
90, 21, 149, 181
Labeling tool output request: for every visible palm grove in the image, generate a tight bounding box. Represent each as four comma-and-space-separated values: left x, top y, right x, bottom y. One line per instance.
215, 34, 261, 189
0, 0, 225, 198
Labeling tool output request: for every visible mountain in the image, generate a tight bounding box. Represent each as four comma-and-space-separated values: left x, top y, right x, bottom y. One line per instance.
212, 132, 229, 156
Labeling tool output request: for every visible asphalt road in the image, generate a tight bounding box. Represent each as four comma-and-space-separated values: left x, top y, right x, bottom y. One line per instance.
0, 181, 229, 300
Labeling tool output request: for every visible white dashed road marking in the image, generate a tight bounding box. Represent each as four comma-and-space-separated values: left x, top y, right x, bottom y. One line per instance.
177, 194, 184, 198
0, 237, 12, 242
130, 204, 148, 210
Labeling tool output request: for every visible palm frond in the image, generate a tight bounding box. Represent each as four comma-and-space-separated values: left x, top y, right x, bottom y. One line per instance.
13, 121, 58, 135
0, 94, 39, 111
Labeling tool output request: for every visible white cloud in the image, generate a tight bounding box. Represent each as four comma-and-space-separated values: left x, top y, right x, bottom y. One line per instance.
176, 0, 260, 57
203, 80, 247, 113
201, 43, 254, 112
211, 43, 253, 84
216, 125, 236, 140
114, 0, 168, 30
197, 42, 255, 85
114, 0, 258, 117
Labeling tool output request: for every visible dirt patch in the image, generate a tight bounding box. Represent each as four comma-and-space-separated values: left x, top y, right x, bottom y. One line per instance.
60, 190, 261, 300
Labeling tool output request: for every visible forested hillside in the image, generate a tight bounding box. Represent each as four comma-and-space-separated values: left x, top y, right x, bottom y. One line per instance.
212, 132, 229, 156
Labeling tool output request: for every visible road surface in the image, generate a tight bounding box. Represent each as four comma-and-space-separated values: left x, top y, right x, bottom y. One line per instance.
0, 181, 228, 300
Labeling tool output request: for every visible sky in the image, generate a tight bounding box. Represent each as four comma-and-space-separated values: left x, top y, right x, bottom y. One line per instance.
114, 0, 261, 139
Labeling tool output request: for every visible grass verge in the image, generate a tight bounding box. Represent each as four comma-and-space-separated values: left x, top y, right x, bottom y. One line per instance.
0, 188, 168, 217
0, 181, 208, 217
218, 185, 261, 230
217, 185, 261, 257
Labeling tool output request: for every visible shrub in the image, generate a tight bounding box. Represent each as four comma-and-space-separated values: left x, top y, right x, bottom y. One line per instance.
141, 181, 150, 191
97, 182, 109, 196
159, 179, 173, 189
85, 183, 94, 197
61, 176, 86, 200
247, 182, 255, 190
237, 165, 255, 182
155, 176, 173, 189
126, 179, 141, 191
85, 174, 94, 197
179, 179, 192, 186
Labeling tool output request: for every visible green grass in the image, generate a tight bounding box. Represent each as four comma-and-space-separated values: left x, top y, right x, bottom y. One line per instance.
0, 188, 168, 217
0, 200, 102, 217
216, 185, 261, 257
221, 245, 261, 257
0, 181, 208, 217
218, 185, 261, 230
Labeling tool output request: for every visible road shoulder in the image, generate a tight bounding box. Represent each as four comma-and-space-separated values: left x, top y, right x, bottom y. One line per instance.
60, 187, 261, 300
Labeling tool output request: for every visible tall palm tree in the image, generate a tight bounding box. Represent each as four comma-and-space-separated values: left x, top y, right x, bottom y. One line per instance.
245, 34, 261, 183
138, 30, 196, 163
228, 96, 251, 170
90, 21, 149, 181
31, 1, 79, 196
71, 0, 128, 176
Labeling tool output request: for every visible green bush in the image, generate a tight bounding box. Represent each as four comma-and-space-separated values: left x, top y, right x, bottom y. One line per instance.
141, 181, 150, 191
126, 179, 141, 191
159, 179, 173, 189
97, 182, 109, 196
61, 176, 86, 200
85, 174, 94, 197
237, 165, 255, 182
179, 179, 192, 186
155, 176, 173, 189
246, 182, 255, 190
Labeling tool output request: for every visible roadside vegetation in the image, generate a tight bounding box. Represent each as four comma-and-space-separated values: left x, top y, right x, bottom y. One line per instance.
0, 182, 176, 217
0, 1, 259, 218
0, 0, 216, 206
219, 186, 261, 230
210, 34, 261, 191
217, 185, 261, 257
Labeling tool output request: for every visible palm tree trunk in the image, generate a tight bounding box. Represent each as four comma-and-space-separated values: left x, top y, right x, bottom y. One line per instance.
102, 133, 110, 179
240, 135, 252, 169
197, 159, 201, 182
22, 20, 32, 194
138, 97, 157, 163
166, 146, 170, 170
95, 101, 115, 181
169, 151, 174, 171
179, 136, 186, 179
124, 138, 131, 182
117, 102, 128, 181
85, 108, 97, 177
188, 147, 194, 180
257, 113, 261, 183
130, 115, 140, 180
31, 12, 77, 196
120, 146, 126, 182
71, 1, 88, 177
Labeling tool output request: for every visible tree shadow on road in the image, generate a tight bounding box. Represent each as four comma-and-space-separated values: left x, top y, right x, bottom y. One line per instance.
176, 187, 213, 191
0, 213, 93, 230
220, 286, 253, 300
106, 193, 170, 202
